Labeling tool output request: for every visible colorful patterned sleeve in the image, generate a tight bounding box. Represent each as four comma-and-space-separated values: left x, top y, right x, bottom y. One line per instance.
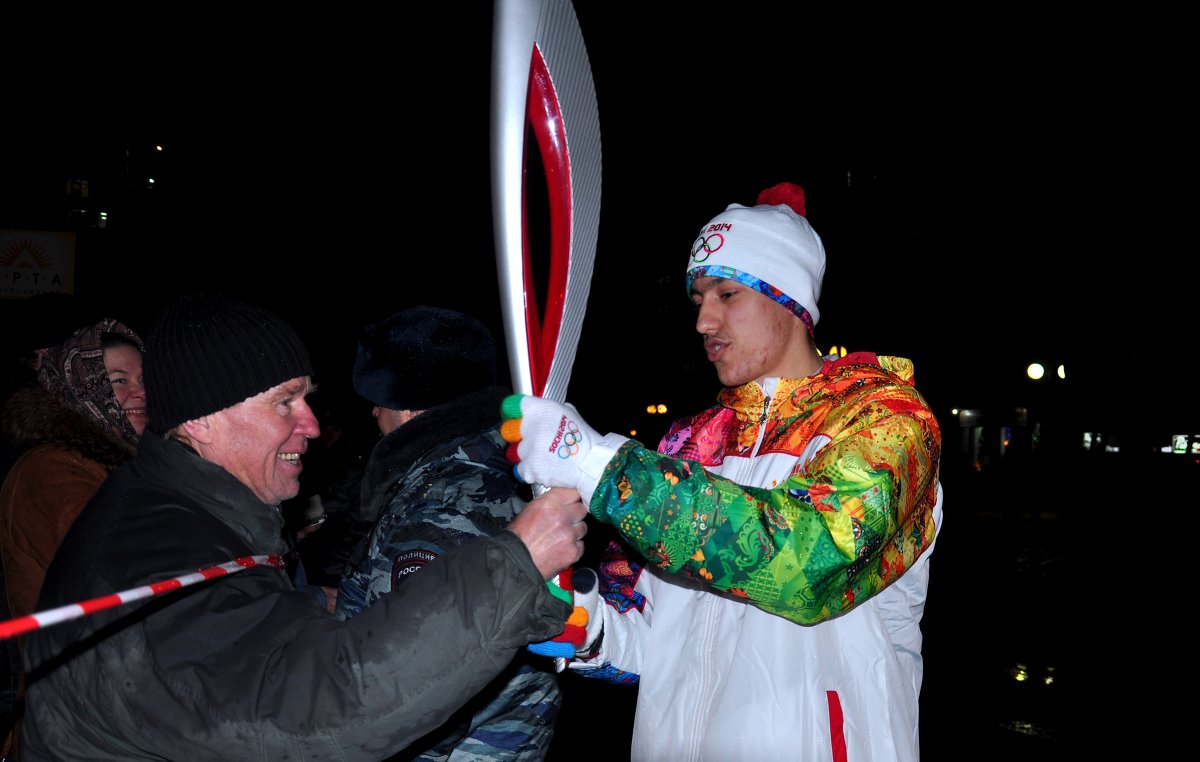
587, 400, 941, 625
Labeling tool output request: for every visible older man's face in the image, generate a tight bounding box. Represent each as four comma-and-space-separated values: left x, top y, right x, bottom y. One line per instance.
203, 377, 320, 505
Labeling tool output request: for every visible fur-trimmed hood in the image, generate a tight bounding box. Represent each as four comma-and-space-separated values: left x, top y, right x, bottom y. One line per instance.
1, 385, 136, 472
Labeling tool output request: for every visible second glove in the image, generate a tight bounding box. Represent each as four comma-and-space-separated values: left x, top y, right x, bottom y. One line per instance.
527, 567, 604, 661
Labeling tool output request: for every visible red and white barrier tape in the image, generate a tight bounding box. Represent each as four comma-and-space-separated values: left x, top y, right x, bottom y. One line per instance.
0, 554, 285, 641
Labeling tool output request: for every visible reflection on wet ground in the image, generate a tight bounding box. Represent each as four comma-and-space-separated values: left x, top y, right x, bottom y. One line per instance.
919, 489, 1065, 760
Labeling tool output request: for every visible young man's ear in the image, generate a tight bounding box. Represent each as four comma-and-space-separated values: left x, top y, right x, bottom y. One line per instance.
180, 416, 215, 445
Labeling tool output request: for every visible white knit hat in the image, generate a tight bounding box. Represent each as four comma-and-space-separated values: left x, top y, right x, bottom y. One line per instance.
685, 182, 827, 333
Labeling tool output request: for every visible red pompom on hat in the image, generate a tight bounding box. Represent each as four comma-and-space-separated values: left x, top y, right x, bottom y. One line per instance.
756, 182, 807, 217
686, 181, 826, 333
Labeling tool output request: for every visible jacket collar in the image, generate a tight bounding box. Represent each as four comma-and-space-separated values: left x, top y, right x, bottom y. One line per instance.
1, 384, 136, 470
136, 433, 289, 555
359, 386, 510, 515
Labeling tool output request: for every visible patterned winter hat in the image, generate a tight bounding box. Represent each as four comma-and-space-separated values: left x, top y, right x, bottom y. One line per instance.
685, 182, 827, 333
37, 318, 143, 448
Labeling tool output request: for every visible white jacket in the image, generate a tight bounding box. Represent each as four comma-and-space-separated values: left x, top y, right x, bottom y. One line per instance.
575, 361, 944, 761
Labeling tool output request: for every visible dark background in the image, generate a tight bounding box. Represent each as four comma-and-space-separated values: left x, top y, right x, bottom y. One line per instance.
1, 3, 1191, 758
2, 2, 1191, 448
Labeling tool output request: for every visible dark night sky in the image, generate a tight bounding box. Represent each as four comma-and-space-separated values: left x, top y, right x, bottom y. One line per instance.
2, 3, 1192, 442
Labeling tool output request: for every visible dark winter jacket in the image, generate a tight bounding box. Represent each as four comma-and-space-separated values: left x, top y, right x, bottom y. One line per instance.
337, 386, 561, 761
20, 431, 570, 761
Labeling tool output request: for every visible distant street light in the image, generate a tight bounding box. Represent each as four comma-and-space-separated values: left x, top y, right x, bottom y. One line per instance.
1026, 362, 1067, 381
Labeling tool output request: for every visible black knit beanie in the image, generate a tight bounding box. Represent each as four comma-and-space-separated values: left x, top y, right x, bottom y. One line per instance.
353, 305, 497, 410
144, 294, 313, 434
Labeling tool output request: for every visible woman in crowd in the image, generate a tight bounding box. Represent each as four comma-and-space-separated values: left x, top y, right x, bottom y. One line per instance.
0, 318, 144, 757
0, 318, 145, 621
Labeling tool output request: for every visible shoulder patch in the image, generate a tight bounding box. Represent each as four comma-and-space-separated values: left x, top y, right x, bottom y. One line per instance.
392, 548, 440, 587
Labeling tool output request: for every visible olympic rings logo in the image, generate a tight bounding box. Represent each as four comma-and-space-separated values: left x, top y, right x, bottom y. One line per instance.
557, 420, 583, 459
690, 233, 724, 262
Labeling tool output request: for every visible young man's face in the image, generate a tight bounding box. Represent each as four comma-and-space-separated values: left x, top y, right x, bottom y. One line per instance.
690, 276, 814, 386
203, 377, 320, 505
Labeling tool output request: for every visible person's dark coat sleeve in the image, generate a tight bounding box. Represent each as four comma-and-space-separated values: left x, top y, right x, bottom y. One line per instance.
276, 531, 566, 756
20, 435, 570, 762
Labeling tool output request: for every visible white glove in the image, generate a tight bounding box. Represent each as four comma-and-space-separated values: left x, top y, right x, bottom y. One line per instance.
569, 566, 604, 659
500, 394, 628, 505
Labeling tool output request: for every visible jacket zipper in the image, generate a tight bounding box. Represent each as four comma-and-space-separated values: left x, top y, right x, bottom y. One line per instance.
751, 395, 771, 458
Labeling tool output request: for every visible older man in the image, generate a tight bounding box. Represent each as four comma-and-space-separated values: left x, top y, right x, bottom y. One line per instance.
19, 294, 587, 761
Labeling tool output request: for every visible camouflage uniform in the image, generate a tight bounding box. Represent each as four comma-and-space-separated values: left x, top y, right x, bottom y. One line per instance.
337, 387, 561, 761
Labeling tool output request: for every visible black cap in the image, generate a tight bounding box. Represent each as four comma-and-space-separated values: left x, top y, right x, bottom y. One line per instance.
144, 294, 312, 433
353, 305, 497, 410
